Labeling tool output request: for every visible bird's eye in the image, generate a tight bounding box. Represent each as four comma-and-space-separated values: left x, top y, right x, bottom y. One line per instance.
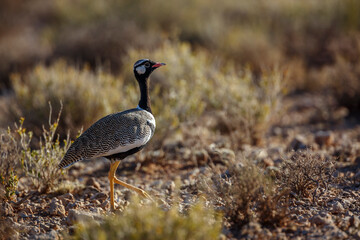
144, 62, 150, 68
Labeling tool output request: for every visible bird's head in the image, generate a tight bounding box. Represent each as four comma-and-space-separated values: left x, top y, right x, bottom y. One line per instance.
133, 59, 166, 80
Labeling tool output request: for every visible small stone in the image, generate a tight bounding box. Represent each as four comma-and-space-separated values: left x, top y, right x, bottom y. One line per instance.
18, 210, 28, 218
262, 158, 274, 167
151, 150, 164, 159
66, 202, 78, 211
44, 230, 59, 240
29, 226, 40, 235
267, 147, 283, 157
350, 215, 360, 228
1, 202, 14, 216
314, 131, 334, 147
273, 158, 283, 166
179, 148, 192, 160
150, 180, 163, 188
241, 221, 263, 236
90, 192, 108, 202
58, 193, 75, 206
256, 149, 268, 160
49, 198, 66, 217
194, 149, 209, 163
287, 135, 308, 151
40, 223, 51, 231
354, 170, 360, 182
66, 209, 101, 225
219, 148, 235, 163
162, 181, 176, 192
86, 178, 101, 190
354, 156, 360, 165
330, 201, 345, 214
310, 214, 334, 226
100, 199, 110, 210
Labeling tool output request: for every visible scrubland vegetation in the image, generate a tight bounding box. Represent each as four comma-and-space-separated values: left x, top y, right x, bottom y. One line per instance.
1, 0, 360, 239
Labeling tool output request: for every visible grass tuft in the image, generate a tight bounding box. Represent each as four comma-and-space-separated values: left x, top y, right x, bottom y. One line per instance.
72, 197, 221, 240
15, 105, 71, 193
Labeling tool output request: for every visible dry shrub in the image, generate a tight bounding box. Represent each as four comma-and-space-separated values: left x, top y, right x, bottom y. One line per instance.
0, 129, 20, 201
125, 42, 285, 146
10, 60, 125, 137
201, 160, 288, 232
72, 198, 221, 240
278, 151, 335, 202
9, 42, 284, 147
1, 0, 360, 91
312, 33, 360, 112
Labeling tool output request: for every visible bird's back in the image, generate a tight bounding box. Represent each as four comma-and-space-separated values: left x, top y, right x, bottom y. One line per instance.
59, 108, 155, 169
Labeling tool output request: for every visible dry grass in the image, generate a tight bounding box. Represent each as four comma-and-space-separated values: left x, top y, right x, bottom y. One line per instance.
71, 198, 221, 240
10, 60, 124, 137
125, 41, 285, 146
278, 151, 335, 202
14, 107, 71, 193
8, 42, 285, 146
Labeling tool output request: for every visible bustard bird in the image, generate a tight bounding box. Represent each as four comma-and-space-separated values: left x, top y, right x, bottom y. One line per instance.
59, 59, 165, 210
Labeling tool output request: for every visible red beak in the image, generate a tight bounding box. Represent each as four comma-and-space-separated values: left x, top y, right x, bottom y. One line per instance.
152, 62, 166, 68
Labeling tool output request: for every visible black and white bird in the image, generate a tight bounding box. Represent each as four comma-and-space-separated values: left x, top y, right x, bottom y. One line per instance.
58, 59, 165, 210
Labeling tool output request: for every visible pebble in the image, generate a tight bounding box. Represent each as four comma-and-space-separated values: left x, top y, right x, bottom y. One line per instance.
150, 180, 163, 188
314, 131, 334, 147
354, 170, 360, 182
350, 215, 360, 228
1, 202, 14, 216
219, 148, 235, 163
40, 230, 59, 240
162, 180, 176, 192
90, 192, 108, 202
19, 210, 28, 218
262, 158, 274, 167
29, 226, 40, 235
86, 178, 101, 190
58, 193, 75, 206
287, 135, 308, 151
310, 213, 334, 226
267, 147, 283, 157
194, 149, 209, 163
330, 201, 345, 214
100, 199, 110, 209
66, 209, 101, 225
354, 156, 360, 165
49, 198, 66, 217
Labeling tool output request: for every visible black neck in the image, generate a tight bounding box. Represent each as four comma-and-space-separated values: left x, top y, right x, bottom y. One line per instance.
137, 76, 152, 113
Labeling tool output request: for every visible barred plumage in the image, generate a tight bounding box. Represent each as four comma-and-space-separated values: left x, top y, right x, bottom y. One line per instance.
58, 108, 155, 168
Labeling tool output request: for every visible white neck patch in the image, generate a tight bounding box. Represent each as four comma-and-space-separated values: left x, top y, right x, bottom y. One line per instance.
135, 65, 146, 75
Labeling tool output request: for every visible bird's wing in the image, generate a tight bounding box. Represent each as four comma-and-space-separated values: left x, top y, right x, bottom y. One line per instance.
58, 108, 155, 169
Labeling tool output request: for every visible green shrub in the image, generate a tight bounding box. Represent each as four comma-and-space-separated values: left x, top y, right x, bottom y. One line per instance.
0, 128, 21, 201
16, 107, 71, 193
72, 198, 221, 240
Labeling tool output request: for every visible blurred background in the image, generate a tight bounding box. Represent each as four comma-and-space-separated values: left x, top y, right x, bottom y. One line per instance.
1, 0, 360, 148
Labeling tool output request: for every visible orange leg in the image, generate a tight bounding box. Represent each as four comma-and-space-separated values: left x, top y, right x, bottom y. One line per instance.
108, 161, 153, 210
108, 161, 120, 211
